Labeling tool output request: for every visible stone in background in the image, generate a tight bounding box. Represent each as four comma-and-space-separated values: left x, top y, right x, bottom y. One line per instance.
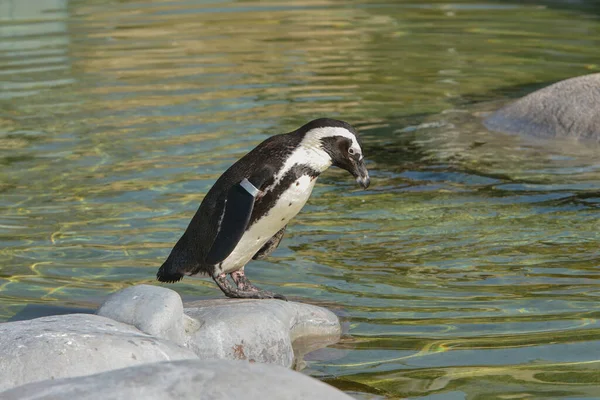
484, 73, 600, 140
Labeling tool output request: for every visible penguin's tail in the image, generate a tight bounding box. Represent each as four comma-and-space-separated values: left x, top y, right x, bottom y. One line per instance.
157, 235, 211, 282
156, 252, 185, 283
156, 263, 184, 283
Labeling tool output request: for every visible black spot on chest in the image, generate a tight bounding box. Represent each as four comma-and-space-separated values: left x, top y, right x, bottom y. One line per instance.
249, 164, 319, 226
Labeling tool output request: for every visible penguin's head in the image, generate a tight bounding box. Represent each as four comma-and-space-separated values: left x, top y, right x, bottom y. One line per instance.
299, 118, 370, 189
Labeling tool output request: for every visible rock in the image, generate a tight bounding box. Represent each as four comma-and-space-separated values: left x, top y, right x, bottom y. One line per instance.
484, 73, 600, 140
0, 359, 354, 400
97, 285, 341, 368
96, 284, 196, 346
0, 314, 198, 392
184, 298, 341, 367
0, 286, 341, 394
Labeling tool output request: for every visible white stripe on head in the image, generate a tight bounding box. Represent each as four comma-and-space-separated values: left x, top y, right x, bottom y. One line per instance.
265, 126, 361, 193
265, 126, 362, 191
301, 126, 362, 166
301, 126, 361, 154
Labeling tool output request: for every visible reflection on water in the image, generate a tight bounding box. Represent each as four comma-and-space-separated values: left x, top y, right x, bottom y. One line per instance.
0, 0, 73, 99
1, 0, 600, 398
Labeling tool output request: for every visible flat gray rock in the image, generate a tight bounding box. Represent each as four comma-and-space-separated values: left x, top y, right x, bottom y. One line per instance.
0, 314, 198, 392
484, 73, 600, 140
0, 359, 354, 400
97, 285, 341, 368
184, 298, 341, 367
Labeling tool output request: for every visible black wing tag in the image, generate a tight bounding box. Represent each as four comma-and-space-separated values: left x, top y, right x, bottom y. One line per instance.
205, 178, 259, 266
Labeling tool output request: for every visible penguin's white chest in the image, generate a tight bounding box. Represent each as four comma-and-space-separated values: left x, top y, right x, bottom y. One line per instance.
217, 174, 317, 274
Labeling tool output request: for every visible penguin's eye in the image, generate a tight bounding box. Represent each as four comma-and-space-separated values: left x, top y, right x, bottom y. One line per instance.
348, 148, 355, 155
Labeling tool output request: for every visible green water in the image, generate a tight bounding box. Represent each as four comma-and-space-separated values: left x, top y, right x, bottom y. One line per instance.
2, 0, 600, 398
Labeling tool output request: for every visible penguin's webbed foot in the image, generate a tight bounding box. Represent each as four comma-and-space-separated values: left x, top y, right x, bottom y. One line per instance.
230, 269, 260, 291
213, 272, 287, 301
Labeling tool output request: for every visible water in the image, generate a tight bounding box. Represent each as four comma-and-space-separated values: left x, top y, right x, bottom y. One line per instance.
2, 0, 600, 398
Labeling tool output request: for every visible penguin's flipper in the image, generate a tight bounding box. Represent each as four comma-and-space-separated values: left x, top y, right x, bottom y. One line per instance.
253, 225, 286, 260
205, 165, 275, 265
205, 183, 255, 265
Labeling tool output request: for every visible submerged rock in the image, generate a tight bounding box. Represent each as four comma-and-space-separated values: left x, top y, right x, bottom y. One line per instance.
0, 359, 354, 400
484, 73, 600, 140
97, 285, 341, 368
8, 304, 95, 322
0, 314, 198, 392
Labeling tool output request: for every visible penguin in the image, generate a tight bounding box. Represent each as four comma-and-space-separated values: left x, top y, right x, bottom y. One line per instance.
157, 118, 370, 300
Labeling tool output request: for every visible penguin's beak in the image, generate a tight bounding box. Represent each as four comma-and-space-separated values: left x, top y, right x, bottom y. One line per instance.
354, 159, 370, 189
